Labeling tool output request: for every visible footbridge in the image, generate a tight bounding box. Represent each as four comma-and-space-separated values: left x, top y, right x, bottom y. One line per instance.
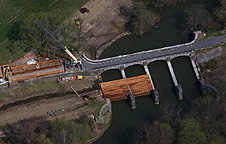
81, 32, 226, 107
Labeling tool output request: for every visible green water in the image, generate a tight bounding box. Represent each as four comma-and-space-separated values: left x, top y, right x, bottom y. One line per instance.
95, 0, 216, 143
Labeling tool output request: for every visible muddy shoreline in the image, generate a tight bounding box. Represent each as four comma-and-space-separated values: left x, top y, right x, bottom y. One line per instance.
94, 31, 131, 59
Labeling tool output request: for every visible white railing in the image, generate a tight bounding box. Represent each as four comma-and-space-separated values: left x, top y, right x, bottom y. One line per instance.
82, 31, 200, 64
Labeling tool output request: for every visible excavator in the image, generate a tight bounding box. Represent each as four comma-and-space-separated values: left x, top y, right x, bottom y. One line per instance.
34, 21, 81, 67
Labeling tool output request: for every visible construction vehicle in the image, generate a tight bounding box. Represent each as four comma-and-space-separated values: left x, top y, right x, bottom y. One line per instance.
82, 94, 95, 101
1, 65, 11, 86
34, 21, 80, 66
77, 75, 83, 80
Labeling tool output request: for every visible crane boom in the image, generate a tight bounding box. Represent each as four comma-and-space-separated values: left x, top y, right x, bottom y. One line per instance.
34, 21, 78, 63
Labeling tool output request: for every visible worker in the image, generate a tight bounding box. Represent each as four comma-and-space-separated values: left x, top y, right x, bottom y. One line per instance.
76, 18, 81, 29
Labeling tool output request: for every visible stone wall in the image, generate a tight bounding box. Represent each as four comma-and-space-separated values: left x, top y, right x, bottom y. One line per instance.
95, 98, 112, 124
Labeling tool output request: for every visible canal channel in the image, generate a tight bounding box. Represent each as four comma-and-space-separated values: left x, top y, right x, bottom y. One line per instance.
94, 0, 217, 143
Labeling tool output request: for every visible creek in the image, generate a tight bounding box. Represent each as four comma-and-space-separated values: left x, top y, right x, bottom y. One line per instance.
94, 0, 217, 143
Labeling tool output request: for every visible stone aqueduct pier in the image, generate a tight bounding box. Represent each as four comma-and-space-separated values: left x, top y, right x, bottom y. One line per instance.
81, 31, 226, 105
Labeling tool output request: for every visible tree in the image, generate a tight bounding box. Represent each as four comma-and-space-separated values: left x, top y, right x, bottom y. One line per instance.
50, 117, 93, 144
134, 121, 174, 144
120, 2, 161, 36
8, 118, 39, 144
214, 0, 226, 28
183, 4, 208, 31
160, 103, 183, 128
37, 134, 54, 144
188, 96, 226, 142
177, 119, 207, 144
151, 0, 190, 9
8, 9, 80, 59
50, 118, 77, 144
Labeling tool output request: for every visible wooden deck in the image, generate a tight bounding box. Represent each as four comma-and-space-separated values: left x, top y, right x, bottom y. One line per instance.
10, 59, 64, 81
100, 75, 154, 102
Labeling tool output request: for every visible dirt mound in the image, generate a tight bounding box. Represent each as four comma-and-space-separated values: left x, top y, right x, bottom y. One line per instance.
79, 0, 132, 59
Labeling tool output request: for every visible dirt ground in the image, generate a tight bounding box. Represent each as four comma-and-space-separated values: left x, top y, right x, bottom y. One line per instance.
0, 89, 102, 126
0, 76, 99, 107
78, 0, 132, 59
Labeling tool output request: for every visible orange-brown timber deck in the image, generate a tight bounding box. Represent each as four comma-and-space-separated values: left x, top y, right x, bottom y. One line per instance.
10, 59, 64, 81
100, 75, 154, 102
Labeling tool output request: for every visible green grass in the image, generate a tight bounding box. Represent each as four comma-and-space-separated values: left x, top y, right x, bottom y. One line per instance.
0, 0, 88, 64
200, 31, 224, 41
88, 100, 107, 117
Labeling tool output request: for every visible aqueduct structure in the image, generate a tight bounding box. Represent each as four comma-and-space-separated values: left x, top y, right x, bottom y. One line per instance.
81, 32, 226, 108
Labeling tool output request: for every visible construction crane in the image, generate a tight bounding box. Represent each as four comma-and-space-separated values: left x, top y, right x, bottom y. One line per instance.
34, 21, 78, 64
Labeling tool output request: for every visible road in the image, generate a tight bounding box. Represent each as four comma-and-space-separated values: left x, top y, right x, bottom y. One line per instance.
81, 34, 226, 70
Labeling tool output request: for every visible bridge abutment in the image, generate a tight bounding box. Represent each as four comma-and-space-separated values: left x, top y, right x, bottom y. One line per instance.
167, 61, 183, 100
190, 59, 201, 80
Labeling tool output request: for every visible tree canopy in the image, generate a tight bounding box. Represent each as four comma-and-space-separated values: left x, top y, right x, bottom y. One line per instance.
151, 0, 190, 9
214, 0, 226, 29
177, 119, 207, 144
120, 1, 161, 36
7, 9, 80, 59
134, 121, 174, 144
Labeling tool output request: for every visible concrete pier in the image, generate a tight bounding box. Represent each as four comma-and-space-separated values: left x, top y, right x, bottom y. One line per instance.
128, 94, 136, 109
120, 69, 126, 79
167, 61, 183, 100
144, 65, 155, 89
191, 59, 200, 80
153, 89, 159, 105
128, 86, 136, 109
167, 61, 178, 86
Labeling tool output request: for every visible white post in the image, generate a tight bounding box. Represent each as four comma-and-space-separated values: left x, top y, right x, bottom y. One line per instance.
167, 61, 178, 86
144, 65, 155, 89
121, 69, 126, 79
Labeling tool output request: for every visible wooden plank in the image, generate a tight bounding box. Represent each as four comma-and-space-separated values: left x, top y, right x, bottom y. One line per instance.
12, 64, 62, 75
11, 59, 61, 70
100, 75, 153, 101
12, 70, 63, 81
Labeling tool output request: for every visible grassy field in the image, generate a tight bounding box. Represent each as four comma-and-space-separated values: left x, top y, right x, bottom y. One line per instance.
0, 0, 88, 64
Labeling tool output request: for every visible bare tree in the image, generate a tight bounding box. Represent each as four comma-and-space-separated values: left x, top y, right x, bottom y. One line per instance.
8, 118, 39, 144
160, 103, 183, 128
134, 121, 174, 144
183, 4, 208, 31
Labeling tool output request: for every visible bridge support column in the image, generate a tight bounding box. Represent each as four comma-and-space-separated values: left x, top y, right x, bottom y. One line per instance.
167, 61, 183, 100
128, 94, 136, 109
143, 65, 159, 105
190, 59, 201, 80
127, 86, 136, 109
120, 69, 126, 79
144, 65, 155, 89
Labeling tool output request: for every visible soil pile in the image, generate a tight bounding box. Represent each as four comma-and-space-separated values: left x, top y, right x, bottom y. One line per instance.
79, 0, 132, 59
